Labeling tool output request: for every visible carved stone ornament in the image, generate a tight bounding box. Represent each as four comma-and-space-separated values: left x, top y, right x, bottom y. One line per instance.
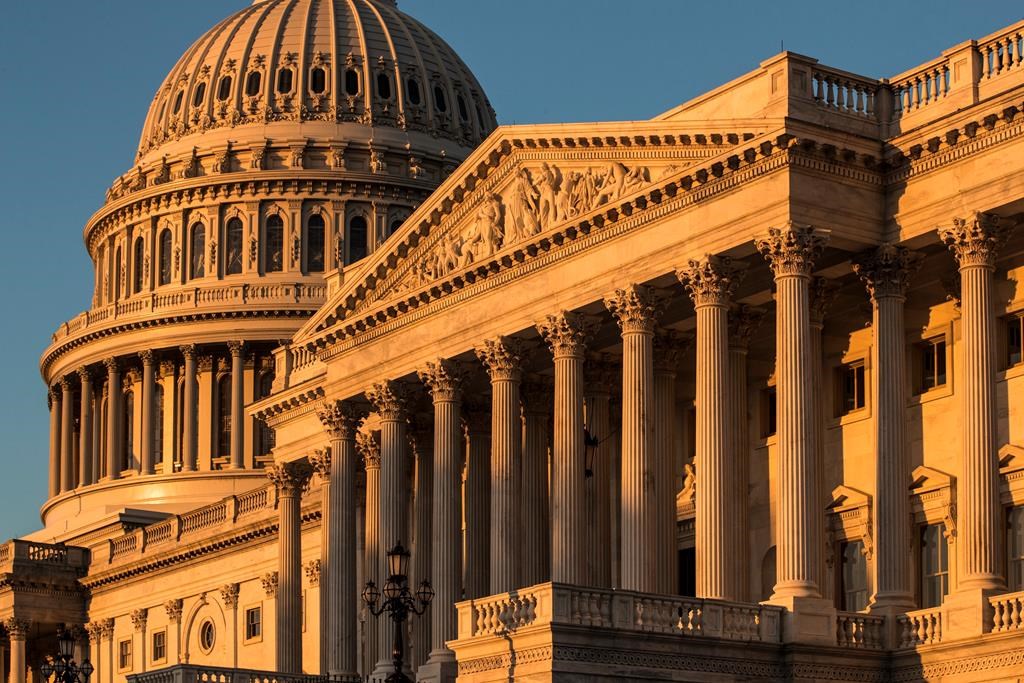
537, 311, 599, 358
266, 460, 313, 496
165, 598, 184, 622
318, 400, 366, 440
310, 447, 332, 479
220, 582, 240, 607
262, 571, 280, 597
179, 344, 197, 361
852, 243, 925, 300
728, 304, 767, 349
678, 255, 745, 308
305, 559, 321, 587
809, 277, 841, 326
418, 359, 467, 403
366, 380, 407, 421
653, 328, 690, 373
4, 618, 29, 640
522, 377, 555, 415
604, 284, 663, 334
86, 622, 104, 643
357, 431, 381, 469
475, 336, 525, 382
100, 618, 115, 639
938, 211, 1014, 269
755, 224, 830, 277
131, 608, 148, 632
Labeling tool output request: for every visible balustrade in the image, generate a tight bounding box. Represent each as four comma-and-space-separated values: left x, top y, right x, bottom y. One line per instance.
990, 590, 1024, 632
126, 665, 324, 683
811, 68, 878, 118
897, 608, 942, 647
891, 61, 950, 115
836, 612, 885, 649
980, 27, 1024, 79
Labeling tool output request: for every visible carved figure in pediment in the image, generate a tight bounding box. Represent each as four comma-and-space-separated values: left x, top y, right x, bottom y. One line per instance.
505, 168, 541, 243
536, 162, 561, 228
463, 193, 504, 263
595, 161, 648, 206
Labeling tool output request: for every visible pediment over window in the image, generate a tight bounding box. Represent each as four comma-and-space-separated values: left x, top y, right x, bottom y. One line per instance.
909, 465, 956, 541
826, 485, 873, 558
999, 443, 1024, 504
909, 465, 955, 494
827, 485, 871, 512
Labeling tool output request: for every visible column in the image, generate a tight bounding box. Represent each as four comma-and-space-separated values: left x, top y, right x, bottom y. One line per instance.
756, 225, 829, 600
60, 377, 75, 492
939, 212, 1012, 592
180, 345, 198, 472
48, 388, 60, 497
476, 338, 524, 593
229, 342, 245, 469
140, 351, 156, 475
809, 278, 839, 599
521, 380, 553, 587
655, 331, 687, 594
680, 257, 743, 599
604, 284, 661, 592
462, 404, 491, 598
316, 401, 365, 680
105, 358, 122, 481
131, 609, 148, 673
583, 364, 613, 588
78, 367, 94, 486
358, 433, 381, 678
366, 381, 408, 675
268, 460, 313, 674
727, 305, 766, 602
409, 423, 433, 672
5, 618, 27, 683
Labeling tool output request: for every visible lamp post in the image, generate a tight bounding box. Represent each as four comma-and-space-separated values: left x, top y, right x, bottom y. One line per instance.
362, 542, 434, 683
39, 627, 93, 683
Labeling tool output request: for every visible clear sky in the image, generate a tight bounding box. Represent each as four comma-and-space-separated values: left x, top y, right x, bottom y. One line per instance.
0, 1, 1020, 539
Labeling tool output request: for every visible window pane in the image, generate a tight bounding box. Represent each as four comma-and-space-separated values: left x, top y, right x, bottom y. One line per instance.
1009, 319, 1023, 366
218, 375, 232, 458
308, 215, 325, 272
407, 78, 421, 105
265, 216, 284, 272
193, 82, 206, 108
310, 67, 326, 94
920, 524, 949, 608
133, 237, 145, 294
935, 341, 947, 385
349, 216, 368, 263
277, 68, 293, 93
190, 224, 206, 279
218, 75, 233, 102
433, 85, 447, 113
159, 230, 173, 285
1009, 506, 1024, 591
345, 69, 360, 97
246, 71, 262, 96
226, 218, 243, 275
376, 72, 392, 100
840, 541, 868, 611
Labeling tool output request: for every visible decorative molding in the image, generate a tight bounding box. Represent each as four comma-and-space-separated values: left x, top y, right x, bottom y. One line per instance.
131, 608, 148, 631
418, 359, 467, 403
475, 336, 526, 381
266, 460, 313, 496
220, 582, 240, 608
678, 255, 745, 308
755, 224, 830, 277
164, 598, 183, 622
604, 284, 663, 334
262, 571, 279, 597
852, 244, 924, 300
536, 311, 599, 359
305, 559, 321, 587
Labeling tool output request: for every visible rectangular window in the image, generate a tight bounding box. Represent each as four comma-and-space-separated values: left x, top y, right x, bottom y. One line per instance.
151, 631, 166, 663
836, 363, 866, 416
920, 524, 949, 608
245, 606, 262, 640
762, 386, 777, 438
1009, 317, 1024, 367
1009, 506, 1024, 591
839, 540, 868, 611
920, 338, 947, 393
118, 639, 133, 671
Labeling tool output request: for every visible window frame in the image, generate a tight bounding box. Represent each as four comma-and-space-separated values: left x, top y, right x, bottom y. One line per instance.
189, 222, 206, 280
158, 228, 173, 286
224, 216, 244, 276
916, 336, 948, 395
244, 604, 263, 643
198, 619, 216, 654
151, 629, 167, 665
835, 360, 867, 418
117, 638, 133, 672
264, 213, 285, 273
919, 523, 950, 609
306, 212, 326, 273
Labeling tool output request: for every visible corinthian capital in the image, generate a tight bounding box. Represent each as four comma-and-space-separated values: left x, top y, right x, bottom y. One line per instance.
317, 400, 366, 440
4, 618, 29, 640
103, 357, 120, 374
164, 599, 183, 623
266, 460, 313, 496
938, 211, 1013, 269
357, 432, 381, 469
756, 224, 830, 277
366, 381, 407, 421
77, 366, 95, 384
728, 304, 766, 349
139, 350, 155, 365
310, 447, 331, 478
604, 284, 663, 334
179, 344, 197, 360
536, 311, 599, 358
130, 608, 148, 632
809, 277, 841, 326
852, 244, 924, 300
653, 328, 691, 373
475, 337, 525, 382
677, 255, 745, 307
418, 359, 467, 402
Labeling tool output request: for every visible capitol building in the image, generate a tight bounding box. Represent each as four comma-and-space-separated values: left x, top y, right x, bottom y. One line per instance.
4, 0, 1024, 681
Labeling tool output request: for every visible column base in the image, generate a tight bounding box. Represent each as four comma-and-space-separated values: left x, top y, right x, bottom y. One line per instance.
762, 595, 837, 645
942, 587, 1001, 641
416, 653, 458, 683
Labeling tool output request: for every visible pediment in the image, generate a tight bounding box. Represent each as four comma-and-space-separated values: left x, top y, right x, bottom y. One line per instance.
999, 443, 1024, 471
292, 120, 780, 347
826, 485, 871, 512
909, 465, 955, 493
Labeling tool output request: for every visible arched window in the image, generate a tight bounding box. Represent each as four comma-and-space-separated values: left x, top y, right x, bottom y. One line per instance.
433, 85, 447, 113
257, 372, 275, 456
173, 89, 184, 114
406, 78, 421, 106
457, 94, 470, 122
265, 215, 284, 273
159, 229, 173, 286
310, 67, 326, 94
154, 383, 164, 466
132, 236, 145, 294
190, 223, 206, 279
245, 71, 262, 97
114, 246, 122, 301
217, 75, 233, 101
225, 218, 244, 275
123, 391, 134, 472
307, 214, 325, 272
276, 68, 293, 94
348, 215, 368, 263
217, 374, 232, 459
344, 69, 360, 96
192, 82, 207, 108
376, 72, 392, 100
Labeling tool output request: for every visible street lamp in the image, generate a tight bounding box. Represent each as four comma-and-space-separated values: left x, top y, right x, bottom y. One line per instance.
362, 542, 434, 683
40, 627, 93, 683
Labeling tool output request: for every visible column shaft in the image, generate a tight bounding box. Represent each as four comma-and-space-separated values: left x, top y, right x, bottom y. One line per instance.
654, 355, 679, 595
463, 413, 490, 598
140, 353, 156, 475
230, 342, 245, 469
48, 389, 60, 497
270, 461, 312, 674
410, 430, 433, 671
584, 377, 612, 588
521, 391, 551, 587
105, 360, 122, 481
360, 435, 381, 677
181, 346, 198, 472
7, 635, 24, 683
61, 379, 75, 492
79, 370, 94, 486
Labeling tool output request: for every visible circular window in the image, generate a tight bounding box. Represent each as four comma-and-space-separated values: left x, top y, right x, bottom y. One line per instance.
198, 620, 216, 652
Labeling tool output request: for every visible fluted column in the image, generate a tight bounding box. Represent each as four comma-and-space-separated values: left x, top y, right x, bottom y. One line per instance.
537, 313, 595, 586
5, 619, 28, 683
268, 460, 313, 674
809, 278, 839, 599
727, 305, 765, 602
316, 401, 366, 680
521, 381, 552, 587
366, 381, 409, 675
463, 404, 491, 598
78, 368, 94, 486
583, 364, 614, 588
140, 351, 156, 476
680, 256, 743, 599
940, 213, 1013, 592
180, 345, 198, 472
605, 284, 662, 592
48, 389, 60, 497
757, 225, 829, 599
418, 361, 465, 675
654, 331, 687, 594
408, 421, 433, 672
60, 377, 75, 492
105, 358, 122, 481
475, 338, 524, 593
358, 433, 381, 676
229, 342, 245, 469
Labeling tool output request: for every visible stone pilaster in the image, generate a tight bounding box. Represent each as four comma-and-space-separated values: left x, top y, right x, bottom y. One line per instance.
104, 358, 123, 480
229, 341, 246, 470
5, 618, 28, 683
139, 351, 156, 475
476, 338, 525, 594
78, 368, 94, 486
180, 345, 198, 472
267, 460, 313, 674
60, 377, 75, 492
583, 363, 614, 588
604, 284, 662, 592
521, 379, 553, 587
358, 432, 381, 675
418, 361, 465, 680
48, 388, 60, 497
316, 400, 365, 680
462, 403, 491, 599
939, 212, 1013, 597
680, 256, 743, 599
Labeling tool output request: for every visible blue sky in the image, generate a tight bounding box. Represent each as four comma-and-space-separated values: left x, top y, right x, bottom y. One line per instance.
0, 0, 1020, 538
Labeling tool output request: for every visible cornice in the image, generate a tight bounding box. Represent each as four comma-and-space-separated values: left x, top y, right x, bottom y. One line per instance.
256, 385, 326, 427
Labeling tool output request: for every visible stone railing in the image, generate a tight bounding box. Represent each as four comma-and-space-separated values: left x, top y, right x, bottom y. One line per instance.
0, 540, 89, 571
811, 66, 880, 119
51, 282, 327, 344
979, 24, 1023, 81
897, 607, 942, 648
990, 590, 1024, 633
127, 664, 324, 683
456, 583, 783, 643
836, 611, 886, 649
106, 484, 277, 564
